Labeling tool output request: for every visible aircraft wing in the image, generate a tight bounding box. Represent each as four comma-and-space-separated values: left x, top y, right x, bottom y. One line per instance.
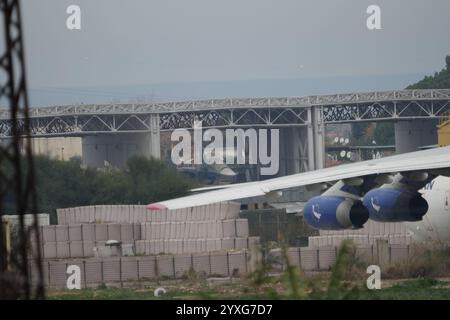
147, 146, 450, 210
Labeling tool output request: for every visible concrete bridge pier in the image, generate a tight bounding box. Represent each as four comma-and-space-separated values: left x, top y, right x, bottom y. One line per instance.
82, 115, 160, 168
278, 107, 325, 176
394, 119, 438, 153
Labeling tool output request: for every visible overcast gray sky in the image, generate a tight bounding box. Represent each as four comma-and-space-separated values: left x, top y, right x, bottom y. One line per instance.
18, 0, 450, 105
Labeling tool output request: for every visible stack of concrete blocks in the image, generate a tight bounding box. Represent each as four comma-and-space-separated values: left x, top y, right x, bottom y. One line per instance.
309, 220, 411, 248
268, 247, 335, 272
38, 223, 141, 259
30, 250, 250, 289
134, 202, 257, 255
267, 242, 415, 273
57, 203, 242, 224
41, 202, 259, 258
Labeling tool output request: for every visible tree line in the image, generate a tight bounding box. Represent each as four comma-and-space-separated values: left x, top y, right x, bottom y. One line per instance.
1, 156, 194, 222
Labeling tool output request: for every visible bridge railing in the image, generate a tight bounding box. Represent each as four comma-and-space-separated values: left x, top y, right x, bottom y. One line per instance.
1, 89, 450, 120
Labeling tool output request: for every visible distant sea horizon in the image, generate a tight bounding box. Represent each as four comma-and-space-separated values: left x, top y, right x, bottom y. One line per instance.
27, 73, 424, 107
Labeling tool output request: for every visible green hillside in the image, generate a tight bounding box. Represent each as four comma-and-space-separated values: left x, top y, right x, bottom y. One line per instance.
407, 56, 450, 89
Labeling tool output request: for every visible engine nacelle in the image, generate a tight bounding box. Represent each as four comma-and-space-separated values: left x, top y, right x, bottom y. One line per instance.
304, 196, 369, 230
362, 187, 428, 222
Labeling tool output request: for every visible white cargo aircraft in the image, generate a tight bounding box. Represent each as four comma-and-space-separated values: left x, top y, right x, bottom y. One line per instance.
148, 146, 450, 241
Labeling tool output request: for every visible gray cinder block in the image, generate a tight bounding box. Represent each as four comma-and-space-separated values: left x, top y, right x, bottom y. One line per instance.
120, 224, 133, 242
121, 257, 138, 281
214, 238, 221, 251
175, 222, 182, 239
83, 241, 95, 258
42, 225, 56, 243
169, 222, 177, 239
235, 219, 249, 237
137, 256, 156, 280
120, 205, 130, 223
69, 241, 84, 258
140, 223, 147, 241
156, 255, 175, 278
228, 251, 247, 276
135, 240, 146, 255
161, 222, 169, 240
176, 239, 184, 254
200, 239, 207, 252
186, 207, 193, 222
197, 221, 206, 238
219, 202, 227, 220
210, 253, 229, 276
206, 239, 216, 252
183, 239, 196, 254
214, 203, 222, 220
133, 223, 141, 240
56, 242, 70, 259
94, 205, 102, 222
102, 258, 121, 282
56, 209, 65, 225
84, 259, 102, 284
222, 220, 236, 238
234, 237, 248, 250
192, 206, 199, 221
192, 253, 210, 276
153, 241, 161, 254
95, 224, 108, 241
174, 254, 192, 278
87, 206, 95, 222
69, 225, 82, 241
81, 224, 95, 242
300, 247, 319, 271
205, 221, 214, 239
191, 222, 199, 239
150, 223, 157, 240
221, 238, 235, 250
43, 242, 57, 259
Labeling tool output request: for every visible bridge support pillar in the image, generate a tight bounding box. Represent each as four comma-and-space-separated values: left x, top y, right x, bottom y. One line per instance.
82, 115, 160, 168
311, 106, 325, 170
278, 107, 325, 176
279, 127, 309, 176
394, 119, 437, 153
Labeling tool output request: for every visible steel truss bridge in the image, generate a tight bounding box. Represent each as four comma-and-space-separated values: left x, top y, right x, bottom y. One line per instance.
0, 89, 449, 137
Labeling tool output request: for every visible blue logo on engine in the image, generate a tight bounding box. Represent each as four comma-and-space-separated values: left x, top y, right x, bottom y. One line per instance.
370, 196, 381, 213
312, 204, 321, 221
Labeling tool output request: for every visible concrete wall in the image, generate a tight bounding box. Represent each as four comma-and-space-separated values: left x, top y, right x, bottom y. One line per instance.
395, 119, 438, 153
31, 137, 82, 160
268, 242, 413, 272
30, 250, 250, 289
82, 132, 160, 168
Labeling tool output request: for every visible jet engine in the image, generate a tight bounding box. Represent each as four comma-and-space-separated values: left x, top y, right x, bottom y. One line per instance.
362, 187, 428, 222
304, 196, 369, 230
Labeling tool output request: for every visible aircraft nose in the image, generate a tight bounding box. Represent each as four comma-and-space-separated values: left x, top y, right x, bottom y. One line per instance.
146, 203, 167, 210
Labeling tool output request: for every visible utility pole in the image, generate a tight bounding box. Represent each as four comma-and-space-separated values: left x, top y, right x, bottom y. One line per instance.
0, 0, 44, 299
